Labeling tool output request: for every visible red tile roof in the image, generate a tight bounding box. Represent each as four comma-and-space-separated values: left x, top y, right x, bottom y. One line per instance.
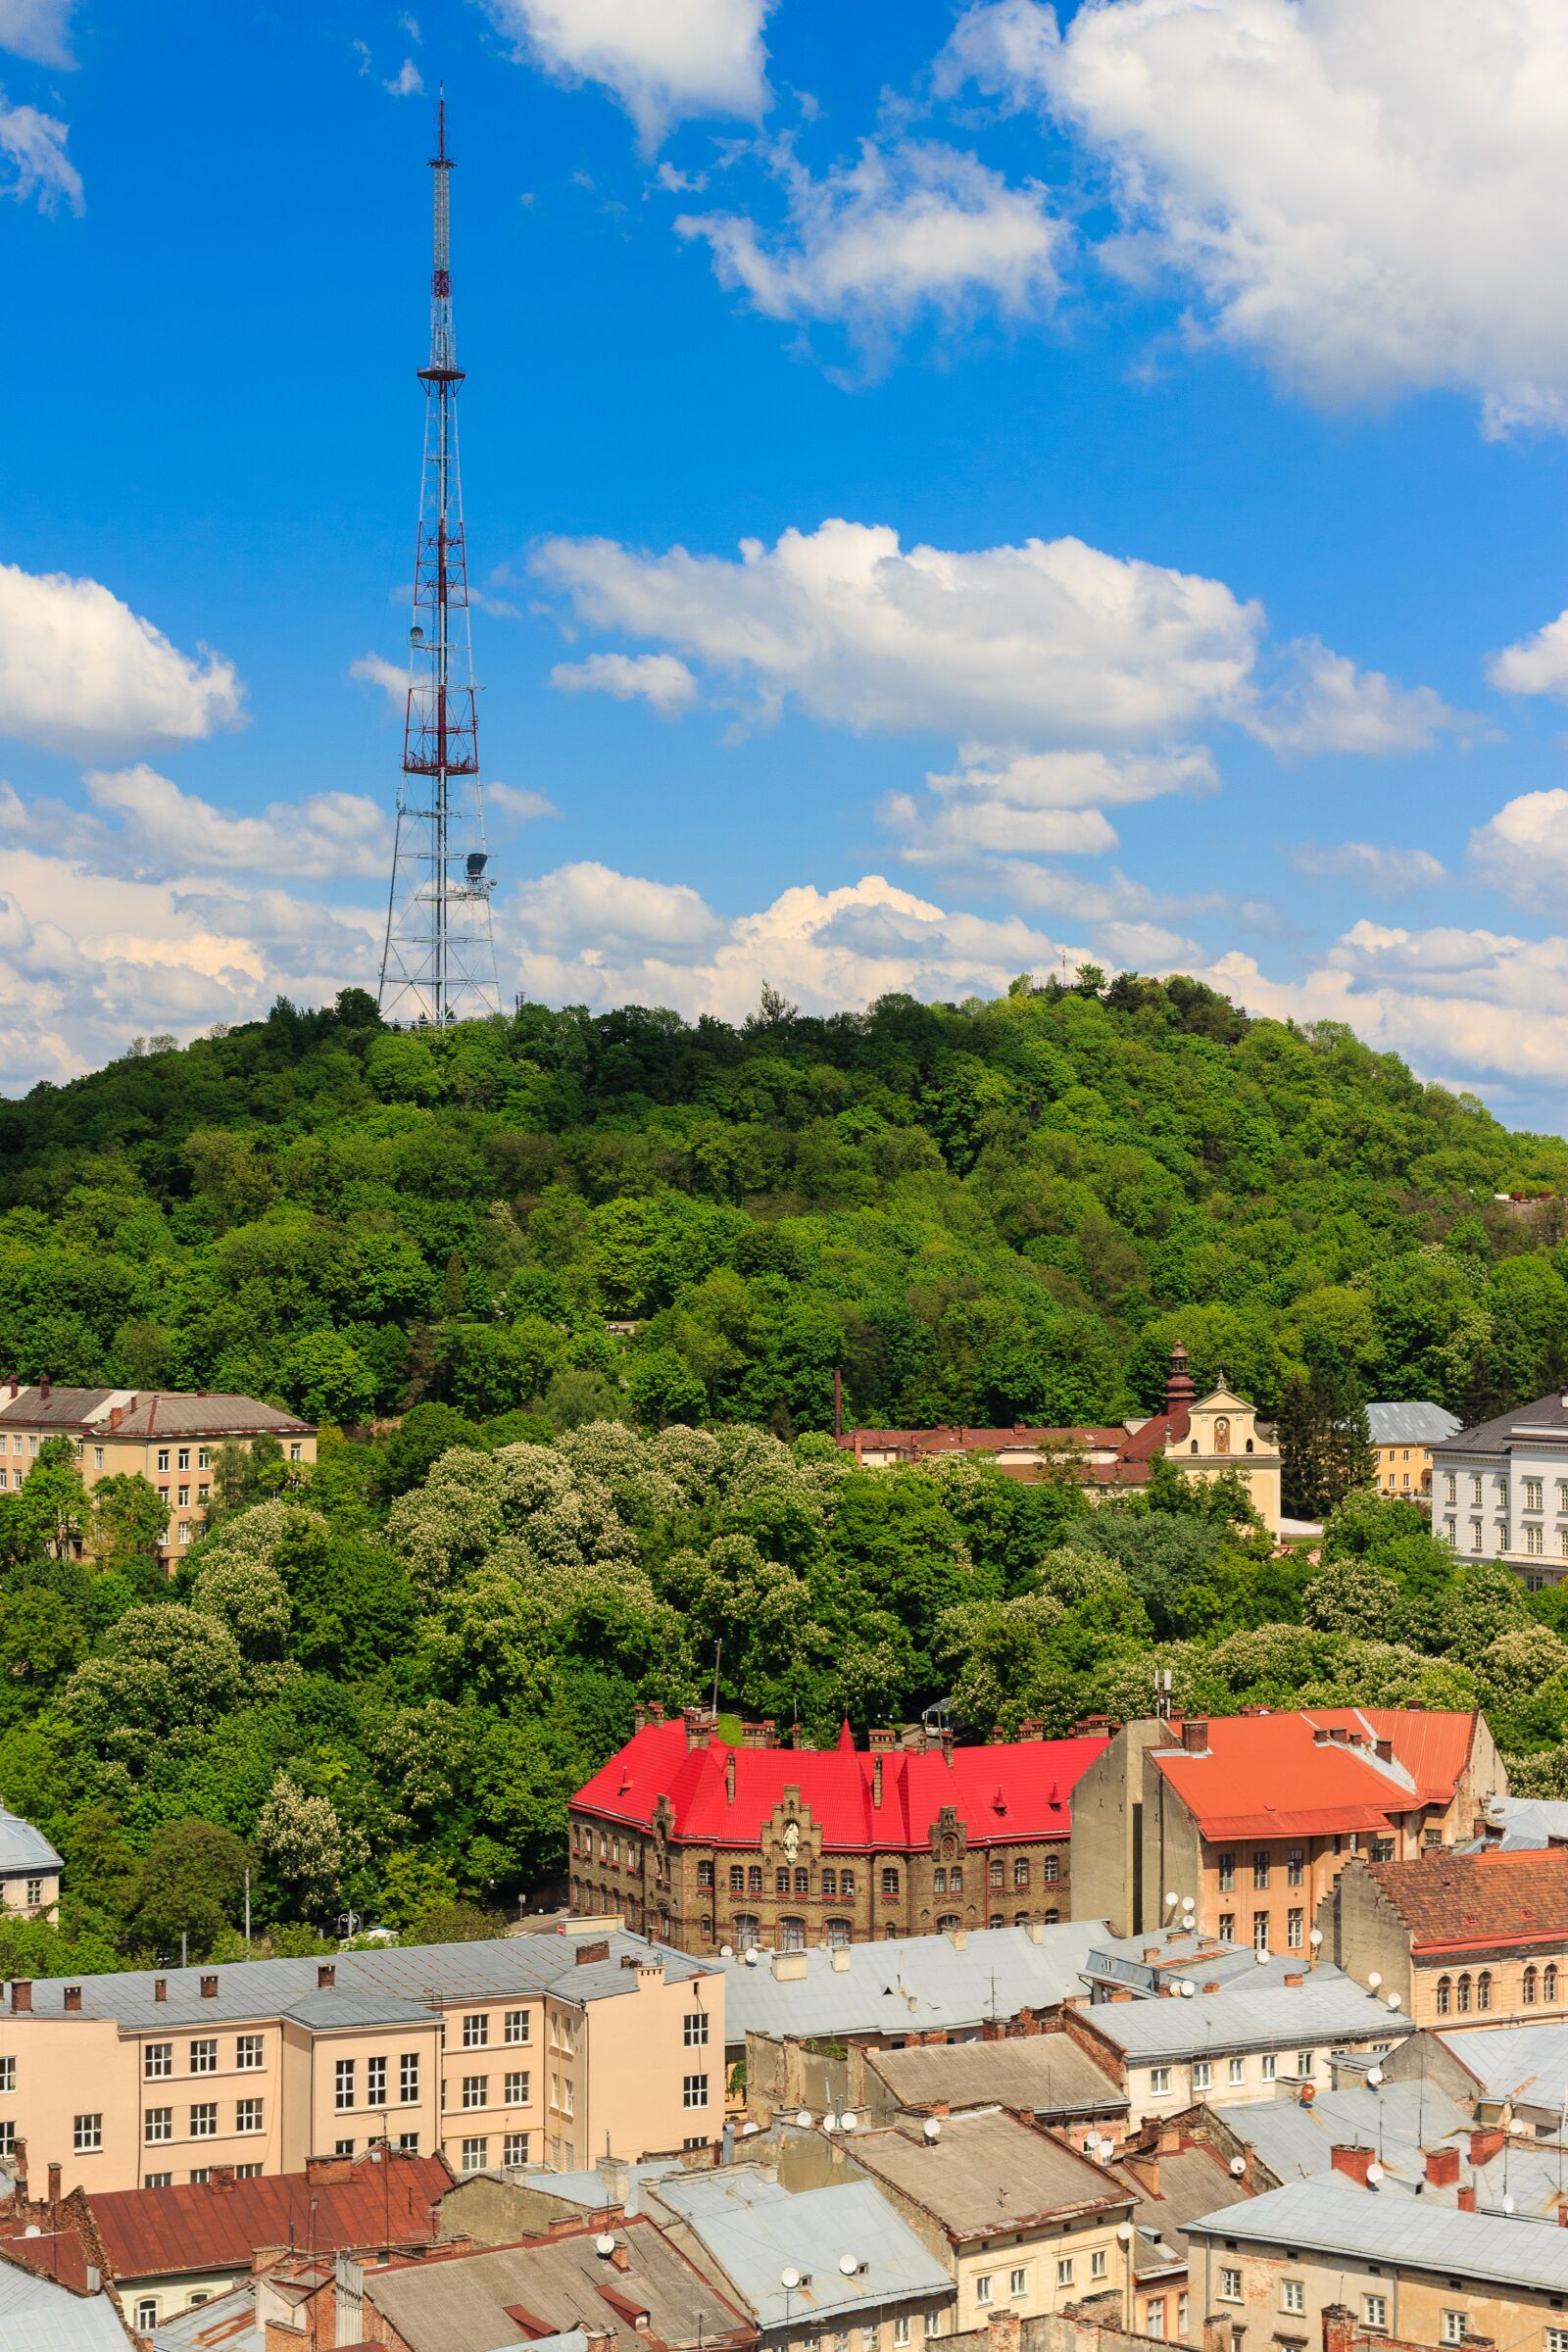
1364, 1848, 1568, 1954
835, 1412, 1189, 1489
572, 1722, 1110, 1850
1152, 1709, 1477, 1839
87, 2149, 452, 2282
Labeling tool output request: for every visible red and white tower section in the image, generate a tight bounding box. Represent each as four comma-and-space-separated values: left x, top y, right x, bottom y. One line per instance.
378, 97, 501, 1028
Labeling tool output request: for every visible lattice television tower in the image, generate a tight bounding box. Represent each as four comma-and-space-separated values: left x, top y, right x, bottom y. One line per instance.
377, 93, 501, 1028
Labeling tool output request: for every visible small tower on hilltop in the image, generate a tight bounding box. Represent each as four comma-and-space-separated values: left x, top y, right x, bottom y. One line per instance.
378, 92, 501, 1028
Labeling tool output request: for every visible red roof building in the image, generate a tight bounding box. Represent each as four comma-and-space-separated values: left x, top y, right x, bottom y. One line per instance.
569, 1712, 1110, 1956
1324, 1846, 1568, 2029
1070, 1708, 1504, 1948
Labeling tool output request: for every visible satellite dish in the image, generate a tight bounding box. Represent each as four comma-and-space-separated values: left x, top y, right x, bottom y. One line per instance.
1368, 1972, 1382, 1990
923, 2118, 942, 2141
1099, 2137, 1117, 2162
795, 2110, 813, 2130
745, 1950, 760, 1967
596, 2235, 616, 2258
1254, 1948, 1269, 1965
1165, 1891, 1178, 1908
1116, 2222, 1135, 2243
1309, 1929, 1323, 1947
1509, 2119, 1526, 2137
1367, 2162, 1385, 2185
1229, 2157, 1247, 2178
719, 1945, 734, 1958
781, 2269, 803, 2291
1387, 1993, 1402, 2011
840, 2111, 858, 2132
1180, 1981, 1196, 1998
742, 2122, 760, 2136
1368, 2068, 1385, 2087
410, 625, 424, 645
1503, 2194, 1517, 2216
1182, 1896, 1196, 1913
823, 2113, 840, 2132
839, 2255, 861, 2277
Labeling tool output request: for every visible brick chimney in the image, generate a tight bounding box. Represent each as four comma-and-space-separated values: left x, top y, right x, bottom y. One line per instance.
868, 1728, 898, 1752
575, 1940, 611, 1967
1457, 2184, 1477, 2212
1426, 2147, 1461, 2187
873, 1756, 883, 1808
682, 1708, 709, 1753
63, 1985, 80, 2011
211, 2166, 237, 2192
988, 2312, 1023, 2352
108, 1405, 122, 1432
154, 1977, 167, 2003
10, 1982, 30, 2013
46, 2162, 60, 2203
38, 1374, 49, 1401
318, 1963, 336, 1989
1182, 1717, 1209, 1753
200, 1974, 218, 1998
1330, 2146, 1375, 2186
1469, 2128, 1506, 2167
725, 1752, 736, 1803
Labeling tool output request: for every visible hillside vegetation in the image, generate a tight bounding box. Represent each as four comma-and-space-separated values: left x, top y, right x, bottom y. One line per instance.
3, 975, 1568, 1432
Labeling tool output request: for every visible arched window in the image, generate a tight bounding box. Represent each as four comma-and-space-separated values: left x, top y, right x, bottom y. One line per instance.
881, 1867, 900, 1897
1456, 1973, 1472, 2013
775, 1868, 790, 1895
1015, 1911, 1031, 1927
1436, 1976, 1451, 2015
1043, 1854, 1059, 1883
825, 1919, 852, 1948
1477, 1971, 1493, 2012
1547, 1963, 1559, 2003
840, 1870, 856, 1898
937, 1913, 960, 1934
734, 1915, 760, 1951
778, 1917, 807, 1952
1524, 1965, 1539, 2005
821, 1868, 837, 1897
1245, 1438, 1254, 1454
1190, 1440, 1199, 1454
1044, 1909, 1059, 1926
701, 1914, 712, 1939
933, 1867, 947, 1894
883, 1921, 898, 1937
795, 1868, 809, 1896
990, 1914, 1004, 1929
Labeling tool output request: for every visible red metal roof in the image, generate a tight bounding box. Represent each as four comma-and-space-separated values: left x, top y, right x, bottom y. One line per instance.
88, 2149, 452, 2282
572, 1723, 1110, 1850
0, 2227, 94, 2291
1152, 1709, 1476, 1838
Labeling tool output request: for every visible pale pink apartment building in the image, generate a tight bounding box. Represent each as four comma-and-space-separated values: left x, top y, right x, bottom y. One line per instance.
0, 1928, 724, 2195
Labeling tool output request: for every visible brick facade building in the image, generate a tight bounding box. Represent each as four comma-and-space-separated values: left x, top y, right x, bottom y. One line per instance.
568, 1711, 1109, 1955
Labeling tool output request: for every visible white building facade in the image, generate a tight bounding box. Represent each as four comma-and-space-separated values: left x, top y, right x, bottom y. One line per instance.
1430, 1393, 1568, 1585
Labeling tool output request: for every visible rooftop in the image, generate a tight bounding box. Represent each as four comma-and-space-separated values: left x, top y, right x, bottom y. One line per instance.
147, 2281, 262, 2352
0, 1804, 62, 1878
363, 2216, 751, 2352
1187, 2175, 1568, 2294
847, 2108, 1133, 2241
86, 2149, 452, 2282
1360, 1849, 1568, 1952
1151, 1708, 1477, 1839
1, 1929, 714, 2031
0, 2243, 130, 2351
1432, 2021, 1568, 2111
1367, 1403, 1463, 1446
1211, 2080, 1471, 2197
866, 2032, 1125, 2119
1466, 1796, 1568, 1853
648, 2170, 952, 2328
717, 1921, 1106, 2043
1077, 1968, 1396, 2064
572, 1720, 1106, 1850
0, 1385, 313, 1438
1436, 1392, 1568, 1457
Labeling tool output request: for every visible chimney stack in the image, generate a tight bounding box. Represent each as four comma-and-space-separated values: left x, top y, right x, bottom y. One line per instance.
318, 1963, 336, 1989
1458, 2184, 1477, 2213
46, 2162, 60, 2204
38, 1374, 50, 1401
200, 1974, 218, 1998
1182, 1718, 1209, 1753
154, 1977, 167, 2003
63, 1985, 80, 2011
1330, 2146, 1375, 2186
1426, 2148, 1461, 2187
1469, 2128, 1506, 2167
9, 1982, 30, 2013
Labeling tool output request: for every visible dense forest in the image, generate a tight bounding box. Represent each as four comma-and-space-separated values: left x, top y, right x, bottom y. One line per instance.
4, 974, 1568, 1978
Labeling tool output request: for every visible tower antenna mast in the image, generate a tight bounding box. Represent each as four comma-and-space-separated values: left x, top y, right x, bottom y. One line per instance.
378, 89, 501, 1027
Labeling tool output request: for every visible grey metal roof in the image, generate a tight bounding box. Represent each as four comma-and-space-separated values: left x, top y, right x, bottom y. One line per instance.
0, 1388, 313, 1438
1187, 2175, 1568, 2291
866, 2034, 1127, 2119
507, 2160, 686, 2219
1081, 1972, 1395, 2064
718, 1921, 1108, 2044
149, 2280, 261, 2352
649, 2172, 953, 2327
1463, 1798, 1568, 1854
1211, 2081, 1468, 2195
1367, 1403, 1462, 1446
1434, 2022, 1568, 2111
848, 2108, 1133, 2238
0, 2256, 131, 2350
1434, 1392, 1568, 1456
0, 1806, 63, 1876
7, 1931, 713, 2031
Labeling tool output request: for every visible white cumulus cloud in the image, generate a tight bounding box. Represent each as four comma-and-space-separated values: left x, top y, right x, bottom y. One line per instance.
1488, 607, 1568, 697
485, 781, 560, 823
1468, 788, 1568, 914
1290, 841, 1448, 895
0, 564, 240, 755
82, 766, 393, 881
549, 650, 699, 713
946, 0, 1568, 432
0, 91, 80, 214
487, 0, 773, 148
1249, 640, 1468, 755
675, 139, 1063, 349
0, 1, 74, 66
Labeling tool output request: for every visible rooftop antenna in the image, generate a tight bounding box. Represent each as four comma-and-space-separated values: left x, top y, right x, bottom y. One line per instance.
378, 86, 502, 1029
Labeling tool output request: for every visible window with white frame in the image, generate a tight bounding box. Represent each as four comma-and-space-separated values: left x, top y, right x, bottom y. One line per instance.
401, 2052, 419, 2103
1220, 2272, 1243, 2303
1091, 2251, 1107, 2281
463, 2013, 489, 2047
505, 2008, 529, 2044
976, 2277, 994, 2307
894, 2322, 911, 2349
1193, 2060, 1211, 2090
461, 2136, 489, 2174
135, 2299, 159, 2330
145, 2109, 172, 2144
190, 2039, 217, 2075
145, 2043, 172, 2080
236, 2035, 263, 2070
335, 2060, 355, 2110
367, 2057, 387, 2106
925, 2315, 942, 2339
1364, 2297, 1388, 2330
684, 2012, 710, 2045
462, 2076, 488, 2110
1010, 2270, 1028, 2297
74, 2114, 102, 2152
504, 2131, 530, 2165
505, 2070, 529, 2105
1442, 2316, 1466, 2345
1229, 2056, 1246, 2084
1282, 2281, 1305, 2315
0, 2058, 13, 2094
189, 2103, 217, 2139
1056, 2258, 1074, 2287
236, 2098, 264, 2133
1260, 2054, 1277, 2082
683, 2074, 710, 2108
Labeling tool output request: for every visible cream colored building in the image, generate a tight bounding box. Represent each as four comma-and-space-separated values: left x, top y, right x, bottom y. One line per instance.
0, 1928, 724, 2194
0, 1805, 62, 1925
1186, 2176, 1568, 2351
0, 1382, 316, 1564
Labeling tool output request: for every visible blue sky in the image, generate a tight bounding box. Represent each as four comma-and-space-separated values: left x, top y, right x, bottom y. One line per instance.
9, 0, 1568, 1129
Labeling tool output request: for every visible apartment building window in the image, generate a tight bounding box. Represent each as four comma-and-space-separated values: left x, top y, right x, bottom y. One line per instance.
1529, 1524, 1544, 1556
1471, 1475, 1484, 1506
290, 1443, 303, 1462
780, 1917, 807, 1951
1288, 1909, 1303, 1948
1218, 1913, 1235, 1941
1298, 2051, 1315, 2079
400, 2053, 419, 2103
748, 1865, 762, 1894
74, 2114, 102, 2152
894, 2324, 911, 2349
177, 1484, 189, 1508
463, 2013, 489, 2048
976, 2277, 994, 2307
93, 1446, 104, 1469
198, 1447, 210, 1470
1442, 2315, 1466, 2344
236, 2164, 262, 2179
1527, 1480, 1544, 1512
1056, 2259, 1074, 2288
1193, 2060, 1211, 2090
734, 1915, 760, 1950
1495, 1520, 1509, 1552
368, 2057, 387, 2106
882, 1868, 900, 1896
237, 2035, 263, 2070
142, 2175, 171, 2190
1558, 1483, 1568, 1515
1371, 1837, 1395, 1862
1013, 1857, 1030, 1888
1253, 1913, 1269, 1952
398, 2132, 419, 2153
236, 2098, 264, 2133
145, 2109, 172, 2144
1146, 2302, 1166, 2339
0, 2059, 12, 2095
0, 2125, 14, 2158
775, 1867, 791, 1895
684, 2012, 710, 2046
1544, 2332, 1568, 2352
336, 2060, 356, 2110
1287, 1847, 1304, 1886
926, 2315, 943, 2339
190, 2038, 217, 2075
135, 2299, 160, 2330
158, 1448, 170, 1473
462, 2076, 488, 2110
1282, 2281, 1305, 2315
1229, 2057, 1246, 2085
933, 1866, 947, 1894
1220, 2273, 1243, 2305
827, 1918, 852, 1947
198, 1484, 210, 1502
1251, 1851, 1270, 1889
1548, 1965, 1560, 2001
1009, 2270, 1028, 2297
146, 2043, 172, 2080
177, 1447, 190, 1472
1471, 1520, 1484, 1551
1261, 2054, 1277, 2082
1477, 1971, 1493, 2012
1444, 1519, 1456, 1545
1437, 1975, 1452, 2014
505, 2071, 529, 2105
794, 1867, 809, 1895
504, 2010, 529, 2045
177, 1521, 193, 1545
1091, 2251, 1108, 2281
1364, 2299, 1388, 2331
693, 1859, 713, 1890
842, 1870, 858, 1897
989, 1858, 1004, 1888
461, 2137, 488, 2175
821, 1868, 837, 1896
190, 2104, 217, 2138
728, 1865, 744, 1892
332, 2142, 353, 2161
1043, 1854, 1059, 1883
1150, 2067, 1171, 2094
505, 2132, 530, 2166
